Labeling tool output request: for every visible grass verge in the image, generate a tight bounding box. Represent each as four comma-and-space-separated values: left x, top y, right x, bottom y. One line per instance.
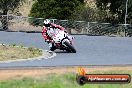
0, 68, 131, 88
0, 44, 42, 61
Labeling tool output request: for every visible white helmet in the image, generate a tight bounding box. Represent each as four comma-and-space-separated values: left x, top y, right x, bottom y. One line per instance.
43, 19, 51, 27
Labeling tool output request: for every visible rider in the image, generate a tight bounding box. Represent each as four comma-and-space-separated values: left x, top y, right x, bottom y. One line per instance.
42, 19, 65, 51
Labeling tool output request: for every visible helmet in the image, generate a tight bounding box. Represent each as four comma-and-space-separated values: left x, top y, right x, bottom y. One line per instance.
43, 19, 51, 27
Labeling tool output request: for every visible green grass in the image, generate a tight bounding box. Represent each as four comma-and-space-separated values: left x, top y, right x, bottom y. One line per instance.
0, 70, 131, 88
0, 44, 42, 61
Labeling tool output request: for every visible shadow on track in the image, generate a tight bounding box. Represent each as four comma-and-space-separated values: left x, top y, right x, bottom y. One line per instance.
55, 50, 68, 53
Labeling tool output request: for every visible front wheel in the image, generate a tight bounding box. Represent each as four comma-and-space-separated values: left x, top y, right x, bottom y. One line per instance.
64, 41, 76, 53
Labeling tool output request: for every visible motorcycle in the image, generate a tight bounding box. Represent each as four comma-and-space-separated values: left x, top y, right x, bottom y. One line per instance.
47, 28, 76, 53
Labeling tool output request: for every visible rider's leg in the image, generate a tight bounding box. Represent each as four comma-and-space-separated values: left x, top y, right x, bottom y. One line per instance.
48, 42, 56, 51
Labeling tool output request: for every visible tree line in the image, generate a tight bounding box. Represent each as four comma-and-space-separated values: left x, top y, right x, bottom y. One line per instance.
0, 0, 132, 30
29, 0, 132, 24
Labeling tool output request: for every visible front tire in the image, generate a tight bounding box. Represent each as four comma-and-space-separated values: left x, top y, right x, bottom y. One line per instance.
64, 41, 76, 53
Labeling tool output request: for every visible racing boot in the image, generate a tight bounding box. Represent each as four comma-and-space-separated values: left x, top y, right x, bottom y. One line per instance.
49, 42, 56, 51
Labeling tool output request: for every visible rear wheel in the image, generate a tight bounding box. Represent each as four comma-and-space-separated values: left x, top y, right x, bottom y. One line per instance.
64, 41, 76, 53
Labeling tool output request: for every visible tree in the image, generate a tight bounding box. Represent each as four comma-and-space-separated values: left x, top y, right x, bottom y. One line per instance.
96, 0, 132, 24
72, 5, 108, 22
0, 0, 25, 30
29, 0, 84, 20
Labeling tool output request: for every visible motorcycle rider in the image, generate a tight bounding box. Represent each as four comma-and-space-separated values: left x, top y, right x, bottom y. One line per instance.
42, 19, 65, 51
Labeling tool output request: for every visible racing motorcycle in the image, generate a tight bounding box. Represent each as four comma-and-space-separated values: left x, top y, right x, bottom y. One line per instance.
47, 28, 76, 53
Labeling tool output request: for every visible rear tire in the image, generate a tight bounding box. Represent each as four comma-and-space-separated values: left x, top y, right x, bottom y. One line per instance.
64, 41, 76, 53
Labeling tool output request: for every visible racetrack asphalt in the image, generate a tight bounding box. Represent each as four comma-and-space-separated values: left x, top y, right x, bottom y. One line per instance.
0, 31, 132, 67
